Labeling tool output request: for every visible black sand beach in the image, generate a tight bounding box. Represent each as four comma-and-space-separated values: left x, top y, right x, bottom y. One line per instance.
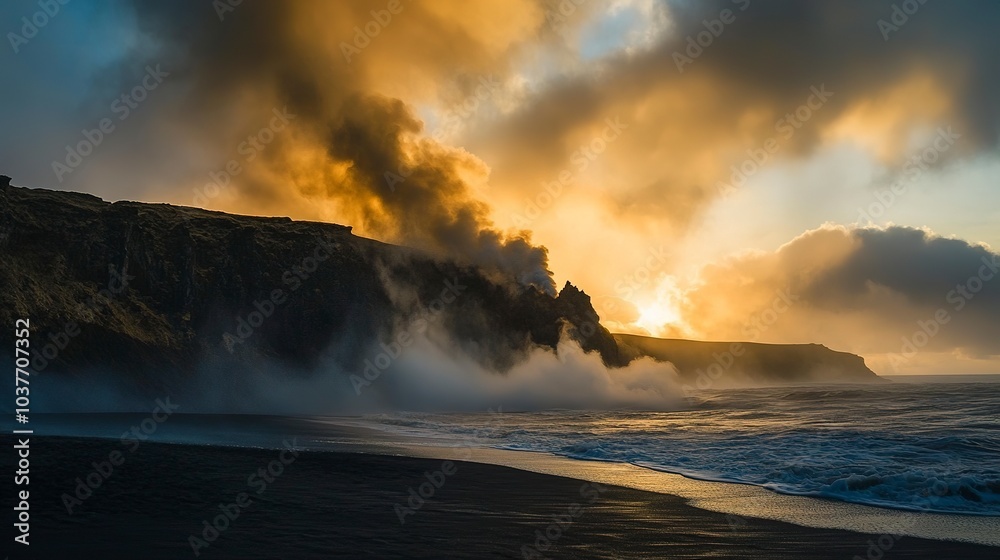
8, 435, 997, 559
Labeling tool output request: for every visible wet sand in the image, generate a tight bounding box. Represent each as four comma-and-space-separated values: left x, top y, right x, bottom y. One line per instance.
12, 435, 998, 559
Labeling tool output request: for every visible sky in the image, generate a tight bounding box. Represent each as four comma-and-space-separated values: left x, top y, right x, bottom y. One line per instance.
1, 0, 998, 374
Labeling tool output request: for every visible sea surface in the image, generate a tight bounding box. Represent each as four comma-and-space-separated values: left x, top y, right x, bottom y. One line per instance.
20, 375, 1000, 518
354, 375, 1000, 516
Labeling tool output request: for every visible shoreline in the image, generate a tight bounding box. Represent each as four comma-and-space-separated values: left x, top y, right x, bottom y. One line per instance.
19, 413, 1000, 548
12, 434, 999, 559
377, 443, 1000, 548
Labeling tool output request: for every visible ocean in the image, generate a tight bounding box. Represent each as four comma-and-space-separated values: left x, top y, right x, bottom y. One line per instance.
25, 375, 1000, 518
355, 375, 1000, 516
9, 375, 1000, 556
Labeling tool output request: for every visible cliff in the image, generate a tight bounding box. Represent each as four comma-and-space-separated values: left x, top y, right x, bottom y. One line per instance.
615, 334, 882, 385
0, 176, 624, 381
0, 175, 883, 390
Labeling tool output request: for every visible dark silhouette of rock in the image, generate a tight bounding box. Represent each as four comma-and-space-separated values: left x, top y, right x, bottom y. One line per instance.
616, 334, 882, 384
0, 176, 881, 389
0, 180, 625, 383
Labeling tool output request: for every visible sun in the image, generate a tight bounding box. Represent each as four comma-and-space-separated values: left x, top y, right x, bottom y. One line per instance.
635, 299, 683, 335
628, 276, 688, 336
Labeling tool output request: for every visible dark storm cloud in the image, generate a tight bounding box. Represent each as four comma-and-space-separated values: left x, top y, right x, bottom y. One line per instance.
477, 0, 1000, 226
806, 227, 999, 310
682, 226, 1000, 357
670, 0, 1000, 150
108, 0, 556, 294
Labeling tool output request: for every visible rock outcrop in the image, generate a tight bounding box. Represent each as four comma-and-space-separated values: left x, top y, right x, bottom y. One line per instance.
616, 334, 882, 384
0, 176, 881, 390
0, 178, 624, 381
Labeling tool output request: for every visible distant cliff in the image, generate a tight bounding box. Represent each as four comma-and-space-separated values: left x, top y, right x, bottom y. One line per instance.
0, 176, 623, 381
616, 334, 882, 385
0, 176, 882, 389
